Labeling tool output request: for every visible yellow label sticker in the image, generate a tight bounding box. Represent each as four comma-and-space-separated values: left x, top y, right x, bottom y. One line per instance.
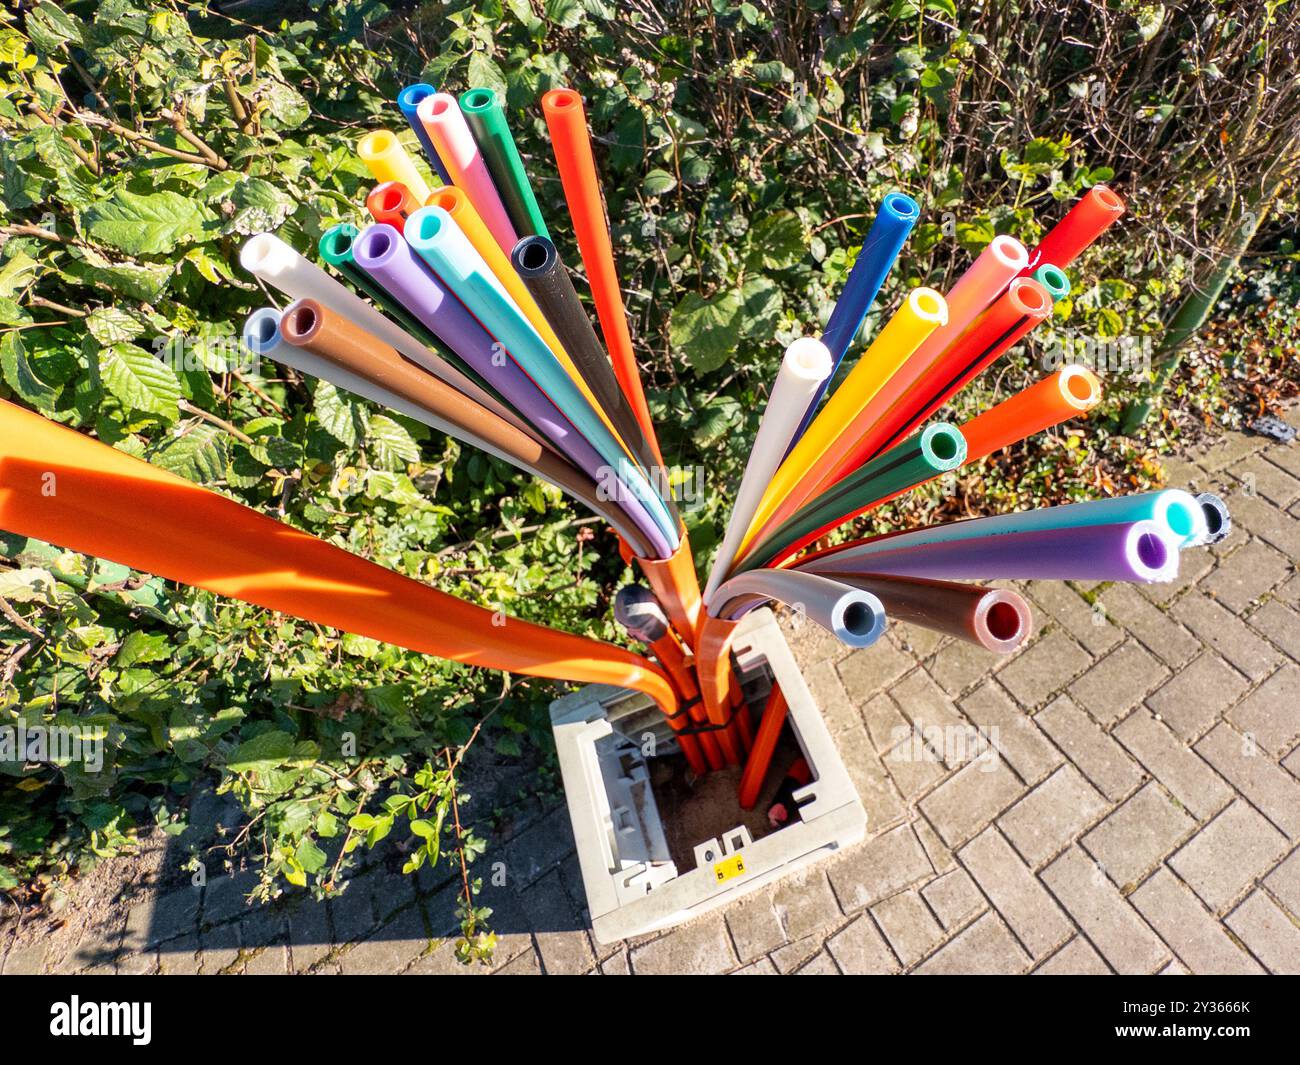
713, 853, 746, 885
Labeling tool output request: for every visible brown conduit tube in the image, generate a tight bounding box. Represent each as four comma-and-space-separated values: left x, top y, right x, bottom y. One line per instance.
278, 298, 655, 558
834, 574, 1032, 654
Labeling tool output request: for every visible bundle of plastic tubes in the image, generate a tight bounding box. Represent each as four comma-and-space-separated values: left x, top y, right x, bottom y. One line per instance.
3, 70, 1231, 813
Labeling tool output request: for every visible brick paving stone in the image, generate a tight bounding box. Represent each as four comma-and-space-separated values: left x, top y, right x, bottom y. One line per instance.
921, 868, 985, 929
725, 890, 786, 964
1160, 959, 1191, 974
998, 765, 1108, 868
781, 613, 855, 665
1229, 664, 1300, 757
891, 621, 946, 661
770, 935, 825, 974
1097, 584, 1200, 670
630, 914, 736, 975
245, 944, 289, 975
772, 868, 842, 943
497, 949, 542, 975
959, 681, 1063, 783
1130, 868, 1264, 975
883, 740, 947, 800
202, 870, 259, 927
836, 639, 917, 700
1286, 746, 1300, 779
518, 871, 595, 976
1168, 801, 1289, 912
337, 905, 428, 975
1229, 454, 1300, 507
996, 629, 1092, 709
1227, 492, 1300, 559
156, 935, 201, 975
1034, 937, 1110, 975
795, 950, 841, 974
731, 958, 779, 975
1195, 723, 1300, 838
1040, 847, 1168, 974
505, 805, 576, 889
834, 722, 907, 831
1172, 594, 1281, 681
888, 666, 970, 743
919, 754, 1025, 849
1067, 640, 1171, 726
1081, 783, 1197, 889
328, 878, 378, 944
826, 914, 898, 973
913, 912, 1031, 975
1137, 550, 1215, 606
1145, 653, 1249, 742
861, 692, 909, 752
959, 827, 1072, 959
1, 943, 45, 975
1113, 710, 1233, 821
1201, 538, 1293, 612
1191, 432, 1264, 473
286, 901, 332, 972
928, 638, 1001, 697
826, 824, 933, 913
1263, 848, 1300, 918
1225, 891, 1300, 974
124, 889, 200, 952
805, 660, 860, 735
1037, 695, 1143, 801
1247, 599, 1300, 661
1263, 439, 1300, 480
913, 817, 957, 875
871, 890, 943, 967
1029, 581, 1120, 655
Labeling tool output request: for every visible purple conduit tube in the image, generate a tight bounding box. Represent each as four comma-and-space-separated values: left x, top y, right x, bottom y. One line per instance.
801, 520, 1179, 584
351, 223, 673, 559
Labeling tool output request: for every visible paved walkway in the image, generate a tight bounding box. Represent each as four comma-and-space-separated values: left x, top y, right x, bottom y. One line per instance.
3, 412, 1299, 975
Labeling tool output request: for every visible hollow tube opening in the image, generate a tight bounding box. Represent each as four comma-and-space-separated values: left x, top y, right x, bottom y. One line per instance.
927, 429, 960, 463
398, 85, 434, 109
985, 600, 1023, 643
1012, 280, 1050, 315
1201, 500, 1224, 536
841, 600, 875, 637
358, 131, 395, 157
284, 305, 318, 339
1038, 266, 1068, 294
251, 314, 277, 346
322, 229, 354, 258
240, 234, 275, 271
430, 189, 458, 212
463, 89, 494, 110
912, 289, 945, 321
378, 186, 404, 212
429, 96, 451, 117
547, 90, 580, 110
365, 229, 393, 258
1164, 501, 1196, 540
1063, 367, 1097, 404
416, 212, 442, 242
1093, 186, 1124, 211
990, 234, 1029, 270
1135, 531, 1169, 572
518, 240, 552, 272
884, 192, 919, 219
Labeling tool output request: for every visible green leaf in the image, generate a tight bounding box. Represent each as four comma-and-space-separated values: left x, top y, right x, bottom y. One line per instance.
367, 414, 420, 470
738, 275, 784, 340
86, 307, 146, 346
25, 1, 84, 52
745, 211, 806, 271
226, 730, 294, 774
0, 567, 58, 604
313, 381, 369, 448
223, 177, 297, 237
98, 343, 181, 419
295, 838, 327, 874
150, 423, 228, 483
409, 818, 436, 840
670, 288, 743, 373
113, 630, 172, 667
643, 168, 677, 197
83, 189, 217, 257
1, 332, 59, 410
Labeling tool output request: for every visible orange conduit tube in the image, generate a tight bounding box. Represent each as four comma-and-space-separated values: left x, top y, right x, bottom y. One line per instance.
697, 615, 744, 766
739, 685, 788, 810
635, 537, 705, 651
957, 364, 1103, 464
646, 632, 721, 773
0, 400, 679, 717
365, 181, 424, 234
542, 88, 662, 465
424, 186, 640, 469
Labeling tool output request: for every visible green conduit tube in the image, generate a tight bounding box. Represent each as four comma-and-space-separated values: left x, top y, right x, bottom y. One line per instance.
1031, 263, 1071, 302
738, 423, 968, 572
460, 88, 549, 239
